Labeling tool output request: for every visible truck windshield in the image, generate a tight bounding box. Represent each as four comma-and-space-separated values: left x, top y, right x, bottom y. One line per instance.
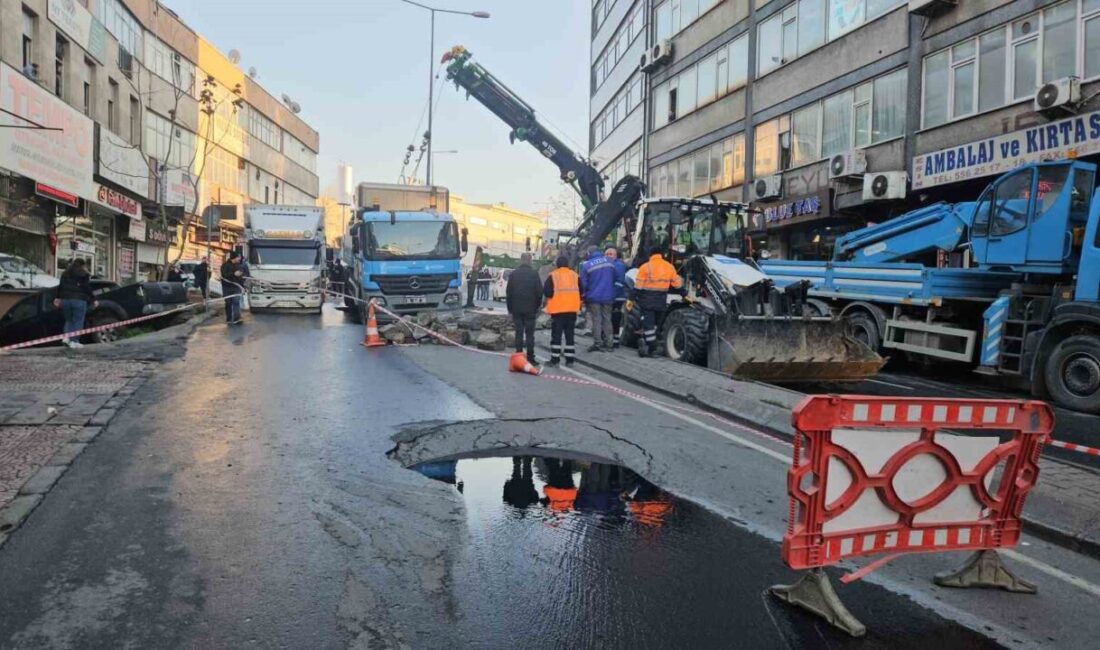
249, 245, 321, 266
366, 222, 459, 260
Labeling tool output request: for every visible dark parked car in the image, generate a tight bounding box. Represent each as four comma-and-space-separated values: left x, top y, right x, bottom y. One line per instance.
0, 280, 189, 347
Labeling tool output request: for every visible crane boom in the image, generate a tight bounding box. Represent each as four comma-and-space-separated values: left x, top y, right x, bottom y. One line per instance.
441, 45, 645, 260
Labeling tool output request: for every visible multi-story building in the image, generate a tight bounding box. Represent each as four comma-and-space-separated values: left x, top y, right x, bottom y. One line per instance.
591, 0, 648, 188
595, 1, 1100, 261
451, 195, 547, 258
0, 0, 319, 284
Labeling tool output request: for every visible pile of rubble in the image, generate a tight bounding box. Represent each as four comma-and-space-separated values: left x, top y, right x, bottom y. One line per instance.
376, 309, 551, 350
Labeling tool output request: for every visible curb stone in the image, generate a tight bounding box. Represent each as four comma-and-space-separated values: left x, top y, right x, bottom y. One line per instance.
75, 426, 103, 443
89, 408, 118, 427
0, 495, 43, 534
18, 466, 66, 496
47, 443, 89, 467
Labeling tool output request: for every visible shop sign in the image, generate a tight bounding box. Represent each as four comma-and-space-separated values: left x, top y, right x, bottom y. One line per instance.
0, 63, 94, 201
146, 223, 175, 246
160, 168, 198, 208
118, 242, 135, 279
128, 218, 146, 242
97, 129, 151, 198
913, 110, 1100, 190
762, 194, 824, 225
36, 182, 79, 208
94, 184, 141, 220
72, 239, 95, 254
48, 0, 107, 64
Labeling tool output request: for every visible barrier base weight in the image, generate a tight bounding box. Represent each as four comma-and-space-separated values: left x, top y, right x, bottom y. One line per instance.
769, 569, 867, 637
933, 550, 1037, 593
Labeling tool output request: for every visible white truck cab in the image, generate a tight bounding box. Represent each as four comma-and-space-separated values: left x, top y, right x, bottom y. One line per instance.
244, 205, 326, 313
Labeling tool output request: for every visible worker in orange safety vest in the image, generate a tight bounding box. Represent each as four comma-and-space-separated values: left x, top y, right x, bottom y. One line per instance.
630, 246, 686, 357
543, 256, 581, 367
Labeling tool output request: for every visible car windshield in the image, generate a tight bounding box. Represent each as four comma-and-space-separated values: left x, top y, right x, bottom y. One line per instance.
0, 257, 32, 273
366, 221, 460, 260
248, 245, 321, 266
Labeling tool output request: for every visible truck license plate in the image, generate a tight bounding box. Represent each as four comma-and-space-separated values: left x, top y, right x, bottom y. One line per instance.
405, 295, 427, 304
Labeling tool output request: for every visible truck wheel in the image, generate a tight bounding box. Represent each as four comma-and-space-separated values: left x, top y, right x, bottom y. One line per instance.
662, 308, 708, 365
845, 313, 880, 351
1045, 335, 1100, 414
86, 311, 123, 344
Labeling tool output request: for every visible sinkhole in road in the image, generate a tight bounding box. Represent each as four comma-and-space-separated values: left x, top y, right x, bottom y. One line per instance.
400, 445, 1001, 649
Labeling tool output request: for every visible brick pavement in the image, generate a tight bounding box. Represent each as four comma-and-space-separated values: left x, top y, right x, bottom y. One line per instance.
0, 357, 149, 517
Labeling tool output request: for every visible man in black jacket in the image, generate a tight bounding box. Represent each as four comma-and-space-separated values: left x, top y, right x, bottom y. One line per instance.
193, 256, 210, 299
505, 253, 543, 366
220, 252, 247, 325
55, 258, 98, 348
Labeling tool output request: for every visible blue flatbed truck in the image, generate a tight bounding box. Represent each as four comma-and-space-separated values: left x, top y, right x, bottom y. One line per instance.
762, 160, 1100, 414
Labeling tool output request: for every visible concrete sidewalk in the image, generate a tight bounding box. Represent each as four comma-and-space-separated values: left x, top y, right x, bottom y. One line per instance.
536, 330, 1100, 558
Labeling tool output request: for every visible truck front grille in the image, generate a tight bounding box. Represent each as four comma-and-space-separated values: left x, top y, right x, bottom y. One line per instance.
373, 274, 453, 295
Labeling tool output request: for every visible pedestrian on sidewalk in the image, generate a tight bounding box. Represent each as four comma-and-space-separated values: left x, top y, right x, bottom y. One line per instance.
220, 251, 247, 325
194, 256, 210, 299
543, 255, 580, 367
579, 246, 617, 352
54, 258, 98, 348
506, 253, 543, 366
631, 246, 685, 357
478, 267, 491, 300
605, 247, 628, 348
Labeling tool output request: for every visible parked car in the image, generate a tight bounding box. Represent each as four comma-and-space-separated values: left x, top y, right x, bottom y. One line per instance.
0, 254, 58, 289
490, 268, 511, 301
0, 280, 189, 347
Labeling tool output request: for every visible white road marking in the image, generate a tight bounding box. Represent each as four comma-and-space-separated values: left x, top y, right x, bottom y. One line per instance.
562, 366, 1100, 601
864, 378, 915, 391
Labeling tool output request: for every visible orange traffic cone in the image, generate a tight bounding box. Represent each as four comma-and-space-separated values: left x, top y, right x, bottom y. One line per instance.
509, 352, 541, 376
362, 302, 385, 348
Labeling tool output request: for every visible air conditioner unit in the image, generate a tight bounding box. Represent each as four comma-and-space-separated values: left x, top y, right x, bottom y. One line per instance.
862, 171, 908, 201
640, 39, 673, 73
753, 175, 782, 202
119, 47, 134, 78
909, 0, 957, 17
829, 149, 868, 180
1034, 77, 1081, 114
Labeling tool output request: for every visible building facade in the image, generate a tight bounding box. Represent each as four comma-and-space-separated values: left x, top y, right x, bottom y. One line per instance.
592, 0, 1100, 261
0, 0, 319, 285
450, 195, 547, 258
591, 0, 648, 188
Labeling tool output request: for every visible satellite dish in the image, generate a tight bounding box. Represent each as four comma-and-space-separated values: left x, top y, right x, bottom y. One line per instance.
281, 93, 292, 104
290, 102, 302, 114
248, 66, 257, 78
228, 49, 241, 64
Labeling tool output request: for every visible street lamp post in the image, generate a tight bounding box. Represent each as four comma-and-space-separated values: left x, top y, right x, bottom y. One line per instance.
399, 1, 489, 188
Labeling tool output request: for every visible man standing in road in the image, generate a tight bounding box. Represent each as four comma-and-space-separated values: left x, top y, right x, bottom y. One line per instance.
579, 245, 616, 352
605, 247, 627, 348
631, 246, 685, 357
194, 256, 210, 299
220, 251, 247, 325
543, 256, 581, 367
506, 253, 543, 367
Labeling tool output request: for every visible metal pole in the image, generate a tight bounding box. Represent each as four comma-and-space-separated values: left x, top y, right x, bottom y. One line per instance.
427, 9, 435, 187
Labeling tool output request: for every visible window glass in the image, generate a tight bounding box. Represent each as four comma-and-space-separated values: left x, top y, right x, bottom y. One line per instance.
729, 36, 749, 89
782, 15, 798, 63
1087, 17, 1100, 80
828, 0, 865, 40
656, 2, 672, 41
872, 69, 906, 142
821, 91, 852, 157
654, 81, 670, 128
754, 120, 779, 177
953, 62, 975, 117
678, 66, 697, 114
991, 169, 1033, 237
758, 14, 782, 75
952, 39, 975, 61
1036, 165, 1071, 215
854, 101, 871, 147
682, 0, 699, 27
867, 0, 902, 16
923, 51, 949, 127
709, 143, 723, 191
1086, 0, 1100, 11
678, 158, 693, 198
697, 54, 717, 105
973, 187, 992, 236
1071, 169, 1095, 223
978, 29, 1006, 111
694, 153, 709, 196
731, 134, 746, 186
1042, 2, 1076, 82
1013, 39, 1038, 99
791, 104, 821, 166
798, 0, 826, 55
716, 48, 729, 94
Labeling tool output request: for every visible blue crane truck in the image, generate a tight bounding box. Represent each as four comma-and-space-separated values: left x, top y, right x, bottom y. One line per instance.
762, 160, 1100, 413
342, 209, 467, 322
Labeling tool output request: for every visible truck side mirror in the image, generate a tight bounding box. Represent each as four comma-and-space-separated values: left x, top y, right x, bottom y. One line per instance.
350, 223, 361, 255
461, 227, 469, 254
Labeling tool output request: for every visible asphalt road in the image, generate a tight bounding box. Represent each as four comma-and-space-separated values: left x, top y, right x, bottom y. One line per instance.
1, 306, 1099, 648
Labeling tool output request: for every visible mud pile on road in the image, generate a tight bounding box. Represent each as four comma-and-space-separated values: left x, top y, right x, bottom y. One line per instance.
377, 309, 551, 350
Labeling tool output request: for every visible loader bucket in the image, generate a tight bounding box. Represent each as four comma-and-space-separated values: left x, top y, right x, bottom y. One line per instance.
708, 316, 885, 383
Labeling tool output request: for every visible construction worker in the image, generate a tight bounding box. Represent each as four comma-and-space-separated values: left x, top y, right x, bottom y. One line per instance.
631, 245, 685, 357
605, 247, 628, 348
543, 255, 581, 367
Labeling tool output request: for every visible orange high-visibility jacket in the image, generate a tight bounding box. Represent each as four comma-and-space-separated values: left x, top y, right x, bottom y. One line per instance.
634, 254, 683, 293
544, 486, 578, 511
545, 268, 581, 314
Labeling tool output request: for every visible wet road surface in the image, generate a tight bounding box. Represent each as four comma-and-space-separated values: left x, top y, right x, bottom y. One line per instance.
0, 307, 1097, 647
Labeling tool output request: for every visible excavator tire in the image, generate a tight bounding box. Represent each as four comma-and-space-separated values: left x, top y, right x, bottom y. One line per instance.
662, 307, 708, 365
620, 303, 639, 348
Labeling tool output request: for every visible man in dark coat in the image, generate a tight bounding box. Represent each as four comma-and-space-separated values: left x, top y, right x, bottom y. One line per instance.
220, 251, 248, 325
55, 258, 98, 348
506, 253, 543, 366
193, 256, 210, 299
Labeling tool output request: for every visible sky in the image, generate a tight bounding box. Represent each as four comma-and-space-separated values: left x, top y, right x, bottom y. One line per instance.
163, 0, 592, 215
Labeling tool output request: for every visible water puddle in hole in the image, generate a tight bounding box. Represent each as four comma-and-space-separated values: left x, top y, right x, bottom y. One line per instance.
410, 453, 1003, 649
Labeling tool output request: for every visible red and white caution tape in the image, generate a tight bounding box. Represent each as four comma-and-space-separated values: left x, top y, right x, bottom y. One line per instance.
1046, 439, 1100, 457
